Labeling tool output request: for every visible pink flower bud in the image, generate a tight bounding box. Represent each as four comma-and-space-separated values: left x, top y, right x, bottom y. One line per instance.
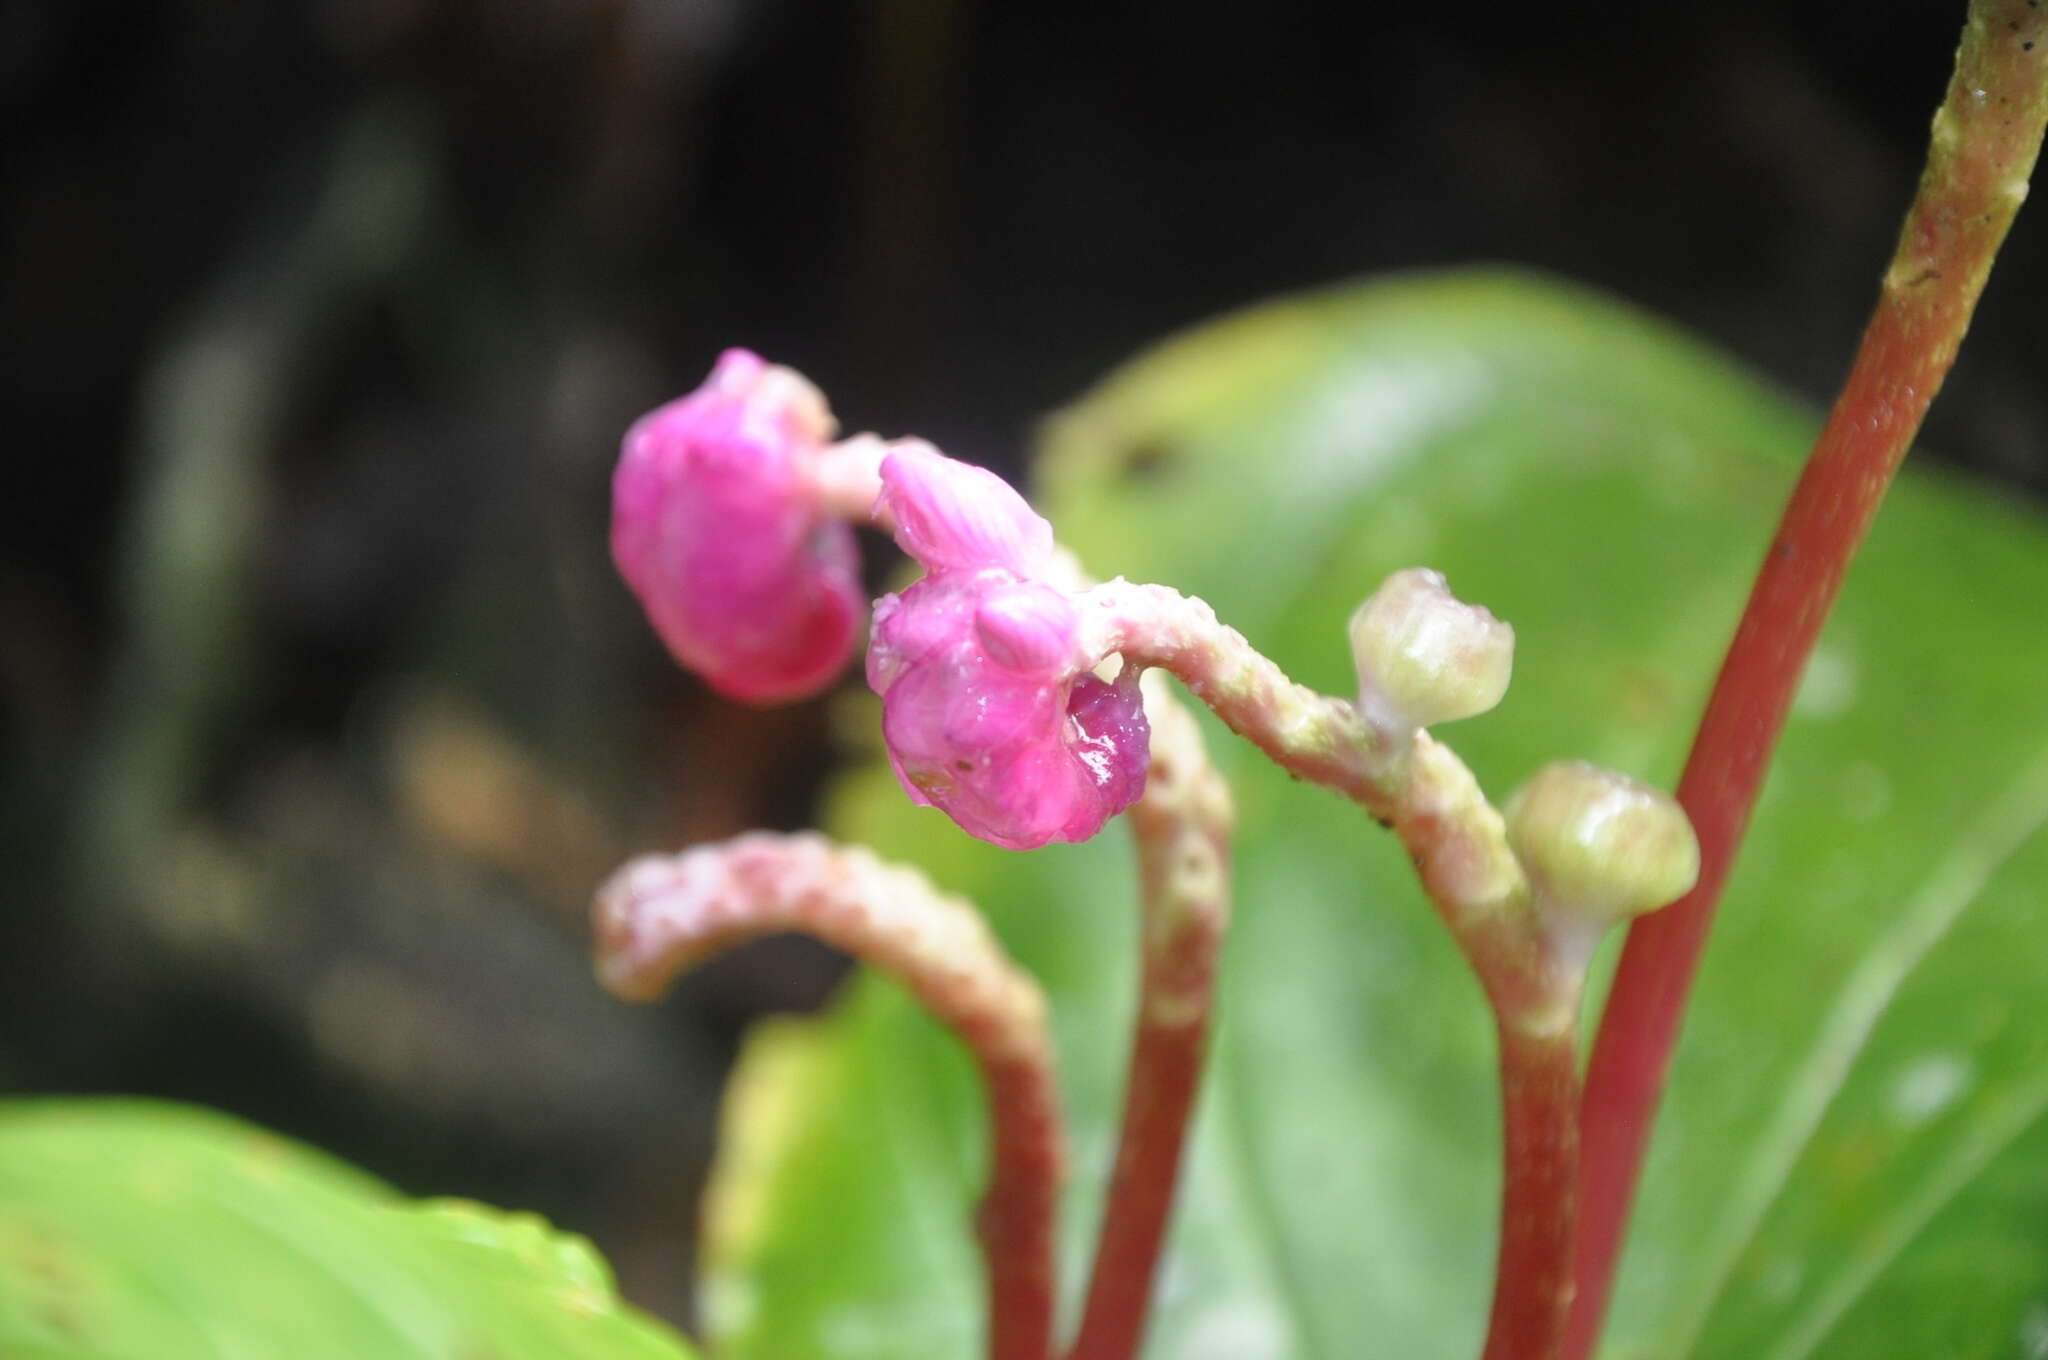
876, 442, 1054, 576
869, 571, 1147, 850
612, 349, 863, 705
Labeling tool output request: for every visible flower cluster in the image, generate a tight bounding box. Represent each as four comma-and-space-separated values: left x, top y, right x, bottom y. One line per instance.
604, 343, 1710, 1360
612, 351, 1699, 904
612, 353, 1148, 849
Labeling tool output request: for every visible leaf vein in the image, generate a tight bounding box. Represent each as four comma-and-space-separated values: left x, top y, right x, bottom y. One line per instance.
1764, 1069, 2048, 1360
1663, 741, 2048, 1354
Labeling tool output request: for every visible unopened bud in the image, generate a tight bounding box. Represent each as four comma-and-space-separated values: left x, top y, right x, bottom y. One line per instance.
1504, 761, 1699, 924
1349, 568, 1514, 732
876, 442, 1054, 577
611, 349, 861, 704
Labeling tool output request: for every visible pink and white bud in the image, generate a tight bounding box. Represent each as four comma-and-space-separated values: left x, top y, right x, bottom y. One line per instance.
869, 571, 1147, 850
1349, 568, 1514, 733
876, 442, 1055, 577
612, 349, 862, 705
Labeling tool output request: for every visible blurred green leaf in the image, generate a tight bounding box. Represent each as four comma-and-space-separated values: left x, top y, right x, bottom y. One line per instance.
700, 268, 2048, 1358
0, 1100, 696, 1360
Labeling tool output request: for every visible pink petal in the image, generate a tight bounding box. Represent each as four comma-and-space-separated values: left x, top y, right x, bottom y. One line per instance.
974, 582, 1080, 675
876, 442, 1054, 576
868, 573, 1147, 849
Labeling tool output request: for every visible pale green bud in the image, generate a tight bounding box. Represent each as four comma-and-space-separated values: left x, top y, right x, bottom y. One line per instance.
1349, 568, 1514, 732
1504, 761, 1699, 925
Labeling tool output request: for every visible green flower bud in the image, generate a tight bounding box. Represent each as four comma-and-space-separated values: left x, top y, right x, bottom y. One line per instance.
1504, 761, 1700, 924
1349, 568, 1514, 732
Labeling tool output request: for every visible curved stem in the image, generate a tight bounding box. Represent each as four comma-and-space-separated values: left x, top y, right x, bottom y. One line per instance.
1082, 580, 1400, 814
1068, 676, 1233, 1360
1084, 582, 1535, 924
832, 428, 1591, 1357
1088, 581, 1606, 1359
593, 832, 1064, 1360
1566, 9, 2048, 1356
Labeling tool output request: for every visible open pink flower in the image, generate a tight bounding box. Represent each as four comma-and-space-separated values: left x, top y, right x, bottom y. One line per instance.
866, 449, 1148, 850
612, 349, 863, 704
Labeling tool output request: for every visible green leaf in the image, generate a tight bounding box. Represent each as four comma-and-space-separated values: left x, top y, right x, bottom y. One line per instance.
0, 1099, 697, 1360
700, 267, 2048, 1358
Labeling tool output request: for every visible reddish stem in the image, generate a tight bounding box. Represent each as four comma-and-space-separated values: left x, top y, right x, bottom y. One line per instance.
1068, 682, 1233, 1360
1067, 920, 1222, 1360
1485, 1022, 1582, 1360
592, 834, 1065, 1360
980, 1055, 1068, 1360
1566, 8, 2048, 1356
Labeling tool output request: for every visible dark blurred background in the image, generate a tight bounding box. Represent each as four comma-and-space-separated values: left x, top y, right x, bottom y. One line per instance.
3, 0, 2043, 1331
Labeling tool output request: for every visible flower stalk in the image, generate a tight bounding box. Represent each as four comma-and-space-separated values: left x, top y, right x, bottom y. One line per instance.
1079, 580, 1400, 807
1068, 675, 1234, 1360
593, 833, 1065, 1360
1088, 570, 1700, 1360
1567, 7, 2048, 1354
1485, 1018, 1582, 1360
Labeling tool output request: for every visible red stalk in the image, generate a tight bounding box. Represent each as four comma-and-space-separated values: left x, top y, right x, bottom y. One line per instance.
1065, 935, 1219, 1360
980, 1055, 1069, 1360
1565, 8, 2048, 1355
591, 834, 1065, 1360
1485, 1023, 1582, 1360
1067, 684, 1232, 1360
